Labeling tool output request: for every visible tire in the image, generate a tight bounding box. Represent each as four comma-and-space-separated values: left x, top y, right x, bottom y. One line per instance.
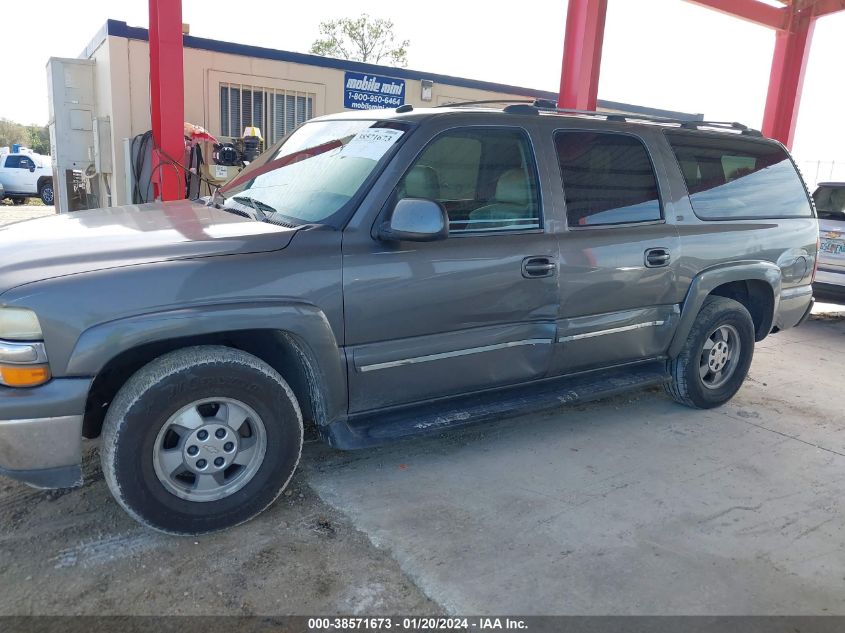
101, 345, 303, 535
39, 181, 54, 205
664, 296, 755, 409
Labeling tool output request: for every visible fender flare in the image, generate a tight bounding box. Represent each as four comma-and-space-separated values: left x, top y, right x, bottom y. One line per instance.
668, 261, 781, 358
66, 300, 347, 424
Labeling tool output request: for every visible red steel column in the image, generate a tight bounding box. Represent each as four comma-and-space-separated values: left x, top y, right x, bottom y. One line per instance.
761, 9, 816, 149
558, 0, 609, 110
149, 0, 185, 200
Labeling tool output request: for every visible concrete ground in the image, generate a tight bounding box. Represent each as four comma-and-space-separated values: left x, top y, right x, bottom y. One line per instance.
1, 203, 844, 615
307, 304, 845, 615
0, 203, 55, 226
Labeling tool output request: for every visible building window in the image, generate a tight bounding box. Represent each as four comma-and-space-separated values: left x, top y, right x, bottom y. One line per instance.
220, 84, 314, 144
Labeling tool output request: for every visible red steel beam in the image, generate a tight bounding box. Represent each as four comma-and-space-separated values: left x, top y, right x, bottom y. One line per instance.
761, 9, 816, 147
807, 0, 845, 18
558, 0, 608, 110
148, 0, 184, 201
688, 0, 845, 148
686, 0, 788, 30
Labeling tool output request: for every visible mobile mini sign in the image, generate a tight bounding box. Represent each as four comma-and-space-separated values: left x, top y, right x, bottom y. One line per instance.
344, 71, 406, 110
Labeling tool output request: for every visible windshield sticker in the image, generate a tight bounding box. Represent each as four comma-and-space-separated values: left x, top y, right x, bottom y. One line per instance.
340, 128, 404, 161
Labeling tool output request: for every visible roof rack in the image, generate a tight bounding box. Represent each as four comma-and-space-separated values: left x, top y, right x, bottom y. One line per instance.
437, 97, 762, 137
502, 100, 763, 136
435, 98, 536, 108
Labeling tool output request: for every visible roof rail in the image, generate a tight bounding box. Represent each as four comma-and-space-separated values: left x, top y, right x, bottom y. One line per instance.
507, 100, 762, 136
438, 98, 762, 137
435, 98, 535, 108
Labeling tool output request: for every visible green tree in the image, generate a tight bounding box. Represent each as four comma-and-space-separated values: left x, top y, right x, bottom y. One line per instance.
0, 118, 49, 155
26, 125, 50, 155
0, 119, 27, 149
310, 14, 409, 67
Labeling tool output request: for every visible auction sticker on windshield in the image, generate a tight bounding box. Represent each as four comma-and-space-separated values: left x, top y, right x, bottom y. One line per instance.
341, 128, 405, 161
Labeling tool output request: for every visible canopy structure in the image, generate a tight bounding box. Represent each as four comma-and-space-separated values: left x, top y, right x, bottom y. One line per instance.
558, 0, 845, 148
146, 0, 843, 200
148, 0, 184, 201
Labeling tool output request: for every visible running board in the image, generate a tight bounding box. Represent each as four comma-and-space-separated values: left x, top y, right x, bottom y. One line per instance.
320, 361, 670, 450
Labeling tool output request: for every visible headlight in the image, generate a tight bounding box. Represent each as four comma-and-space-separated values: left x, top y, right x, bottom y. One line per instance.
0, 308, 43, 340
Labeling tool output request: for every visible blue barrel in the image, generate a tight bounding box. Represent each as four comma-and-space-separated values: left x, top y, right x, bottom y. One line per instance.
11, 144, 20, 153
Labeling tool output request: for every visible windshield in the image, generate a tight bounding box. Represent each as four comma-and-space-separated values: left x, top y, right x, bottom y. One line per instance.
220, 119, 408, 225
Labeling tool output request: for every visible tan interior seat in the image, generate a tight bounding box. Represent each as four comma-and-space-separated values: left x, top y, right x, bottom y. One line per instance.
399, 165, 440, 200
468, 169, 534, 228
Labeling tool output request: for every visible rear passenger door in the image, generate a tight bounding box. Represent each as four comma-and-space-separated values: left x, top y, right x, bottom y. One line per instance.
549, 128, 682, 374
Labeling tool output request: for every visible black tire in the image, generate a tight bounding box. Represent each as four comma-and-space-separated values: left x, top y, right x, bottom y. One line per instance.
665, 296, 755, 409
12, 197, 25, 206
101, 345, 303, 534
39, 181, 54, 205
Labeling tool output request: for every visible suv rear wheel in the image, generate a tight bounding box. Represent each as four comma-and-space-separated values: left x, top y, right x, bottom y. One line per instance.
665, 296, 755, 409
101, 345, 303, 534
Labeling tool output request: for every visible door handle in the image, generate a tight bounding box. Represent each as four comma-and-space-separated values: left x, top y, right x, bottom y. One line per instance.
522, 256, 556, 278
644, 248, 671, 268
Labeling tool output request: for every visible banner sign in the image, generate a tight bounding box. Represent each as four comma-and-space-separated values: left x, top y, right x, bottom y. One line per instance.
343, 71, 406, 110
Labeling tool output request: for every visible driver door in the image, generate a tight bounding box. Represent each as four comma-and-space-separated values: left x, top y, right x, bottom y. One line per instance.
342, 125, 560, 413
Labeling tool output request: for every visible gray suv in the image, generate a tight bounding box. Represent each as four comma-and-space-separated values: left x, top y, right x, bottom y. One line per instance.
0, 104, 817, 534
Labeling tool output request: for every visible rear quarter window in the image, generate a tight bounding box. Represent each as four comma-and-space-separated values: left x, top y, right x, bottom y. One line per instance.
665, 132, 812, 220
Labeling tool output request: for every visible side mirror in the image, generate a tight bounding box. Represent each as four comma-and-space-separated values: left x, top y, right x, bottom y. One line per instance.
29, 165, 35, 173
378, 198, 449, 242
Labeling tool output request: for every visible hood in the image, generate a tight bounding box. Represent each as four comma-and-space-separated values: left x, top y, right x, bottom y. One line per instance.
0, 199, 299, 293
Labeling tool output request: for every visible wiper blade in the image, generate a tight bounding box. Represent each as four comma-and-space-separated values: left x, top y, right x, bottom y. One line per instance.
226, 196, 275, 221
229, 196, 304, 227
237, 197, 278, 215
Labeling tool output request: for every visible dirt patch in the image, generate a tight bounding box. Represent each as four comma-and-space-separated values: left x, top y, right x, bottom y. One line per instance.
0, 443, 439, 616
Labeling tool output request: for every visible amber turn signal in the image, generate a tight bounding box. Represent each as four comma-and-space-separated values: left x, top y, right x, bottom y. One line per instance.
0, 364, 51, 387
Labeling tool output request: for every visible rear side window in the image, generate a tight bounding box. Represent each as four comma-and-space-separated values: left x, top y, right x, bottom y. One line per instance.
395, 127, 541, 234
555, 131, 662, 227
4, 156, 21, 168
813, 186, 845, 220
665, 132, 811, 220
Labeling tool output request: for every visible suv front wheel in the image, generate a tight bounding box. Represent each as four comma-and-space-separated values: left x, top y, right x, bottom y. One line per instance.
101, 345, 303, 534
665, 296, 755, 409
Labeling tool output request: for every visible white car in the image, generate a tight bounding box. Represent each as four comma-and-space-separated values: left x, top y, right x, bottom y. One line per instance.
0, 151, 54, 205
814, 182, 845, 299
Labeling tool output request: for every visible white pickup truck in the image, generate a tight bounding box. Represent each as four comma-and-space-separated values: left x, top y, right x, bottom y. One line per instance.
0, 150, 54, 205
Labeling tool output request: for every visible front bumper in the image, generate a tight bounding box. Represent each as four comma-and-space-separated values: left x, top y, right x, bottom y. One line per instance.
0, 378, 91, 488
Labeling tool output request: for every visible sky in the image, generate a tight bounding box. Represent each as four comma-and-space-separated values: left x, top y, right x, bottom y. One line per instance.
1, 0, 843, 162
